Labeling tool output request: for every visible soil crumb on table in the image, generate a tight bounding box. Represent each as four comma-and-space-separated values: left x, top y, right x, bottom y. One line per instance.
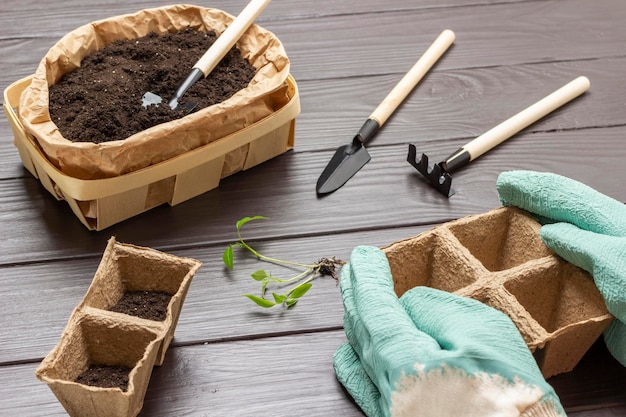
48, 28, 257, 143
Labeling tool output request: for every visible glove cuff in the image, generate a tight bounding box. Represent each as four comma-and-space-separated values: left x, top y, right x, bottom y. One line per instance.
520, 399, 566, 417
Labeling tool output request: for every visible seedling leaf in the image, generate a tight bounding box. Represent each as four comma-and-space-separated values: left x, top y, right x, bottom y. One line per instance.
227, 216, 343, 310
243, 294, 276, 308
236, 216, 268, 232
251, 270, 269, 281
273, 293, 287, 304
223, 245, 235, 269
290, 282, 313, 299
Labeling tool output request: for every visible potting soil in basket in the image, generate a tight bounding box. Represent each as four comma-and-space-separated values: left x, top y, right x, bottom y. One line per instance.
18, 4, 291, 180
48, 28, 258, 144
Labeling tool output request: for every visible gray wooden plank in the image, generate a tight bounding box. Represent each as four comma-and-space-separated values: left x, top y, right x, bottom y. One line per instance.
0, 225, 434, 364
571, 409, 626, 417
0, 125, 624, 265
140, 334, 626, 416
1, 332, 624, 416
1, 0, 625, 416
3, 57, 625, 179
3, 1, 626, 177
0, 258, 101, 363
2, 0, 626, 88
0, 362, 64, 416
0, 332, 358, 416
4, 223, 626, 412
0, 0, 532, 40
294, 58, 626, 153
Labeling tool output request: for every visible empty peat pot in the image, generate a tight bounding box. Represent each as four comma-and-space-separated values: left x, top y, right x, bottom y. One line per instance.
383, 207, 613, 378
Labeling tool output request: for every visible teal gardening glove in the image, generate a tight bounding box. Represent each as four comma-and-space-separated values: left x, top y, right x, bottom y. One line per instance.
497, 170, 626, 366
333, 246, 565, 417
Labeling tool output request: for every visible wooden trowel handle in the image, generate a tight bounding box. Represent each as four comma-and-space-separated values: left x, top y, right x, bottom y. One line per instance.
369, 29, 456, 126
193, 0, 272, 77
463, 76, 591, 160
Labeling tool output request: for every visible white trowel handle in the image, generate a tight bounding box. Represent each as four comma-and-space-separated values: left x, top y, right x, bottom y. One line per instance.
194, 0, 272, 76
369, 29, 456, 127
466, 76, 590, 159
443, 76, 591, 172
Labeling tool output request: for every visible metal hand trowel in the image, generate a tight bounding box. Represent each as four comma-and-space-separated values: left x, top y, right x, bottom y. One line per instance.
315, 29, 455, 194
141, 0, 271, 111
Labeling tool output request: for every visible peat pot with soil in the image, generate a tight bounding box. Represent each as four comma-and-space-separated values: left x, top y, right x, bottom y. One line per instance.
35, 237, 202, 417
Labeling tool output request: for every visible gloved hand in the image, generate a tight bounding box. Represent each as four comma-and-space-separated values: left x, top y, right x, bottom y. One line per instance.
333, 245, 565, 417
497, 171, 626, 366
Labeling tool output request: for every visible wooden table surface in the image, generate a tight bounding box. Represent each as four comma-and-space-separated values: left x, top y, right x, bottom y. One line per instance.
1, 0, 625, 415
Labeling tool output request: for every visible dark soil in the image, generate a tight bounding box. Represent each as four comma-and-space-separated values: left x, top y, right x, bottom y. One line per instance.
48, 28, 257, 143
75, 364, 132, 391
108, 290, 173, 321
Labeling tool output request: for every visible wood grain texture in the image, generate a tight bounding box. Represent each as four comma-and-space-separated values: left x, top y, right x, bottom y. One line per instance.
0, 125, 624, 265
1, 0, 625, 415
294, 58, 626, 153
1, 333, 624, 416
0, 225, 438, 363
0, 0, 525, 36
3, 0, 626, 175
3, 0, 626, 84
3, 0, 626, 87
6, 58, 623, 178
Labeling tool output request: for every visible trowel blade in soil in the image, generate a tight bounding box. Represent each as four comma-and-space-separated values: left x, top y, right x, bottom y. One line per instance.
316, 142, 371, 194
168, 98, 197, 112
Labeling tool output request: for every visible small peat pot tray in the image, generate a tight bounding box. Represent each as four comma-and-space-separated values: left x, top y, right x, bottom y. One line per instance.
36, 237, 202, 417
382, 207, 613, 378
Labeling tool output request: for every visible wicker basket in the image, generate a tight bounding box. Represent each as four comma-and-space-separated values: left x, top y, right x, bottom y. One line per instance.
3, 75, 299, 230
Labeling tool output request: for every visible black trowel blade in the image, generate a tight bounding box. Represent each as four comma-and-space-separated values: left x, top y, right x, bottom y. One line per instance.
316, 143, 371, 194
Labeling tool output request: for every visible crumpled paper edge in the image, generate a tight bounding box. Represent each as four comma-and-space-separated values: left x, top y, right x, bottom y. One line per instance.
18, 4, 290, 180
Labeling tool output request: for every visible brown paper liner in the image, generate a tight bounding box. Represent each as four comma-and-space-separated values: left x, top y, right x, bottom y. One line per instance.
18, 4, 291, 180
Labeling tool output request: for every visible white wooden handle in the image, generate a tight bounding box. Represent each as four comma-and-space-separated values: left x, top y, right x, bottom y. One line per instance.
194, 0, 272, 76
369, 29, 455, 126
464, 76, 591, 160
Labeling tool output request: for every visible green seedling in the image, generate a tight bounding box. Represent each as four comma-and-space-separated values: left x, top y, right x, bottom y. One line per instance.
223, 216, 344, 308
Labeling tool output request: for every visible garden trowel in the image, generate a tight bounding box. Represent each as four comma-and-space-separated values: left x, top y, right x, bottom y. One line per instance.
141, 0, 271, 111
316, 29, 455, 194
